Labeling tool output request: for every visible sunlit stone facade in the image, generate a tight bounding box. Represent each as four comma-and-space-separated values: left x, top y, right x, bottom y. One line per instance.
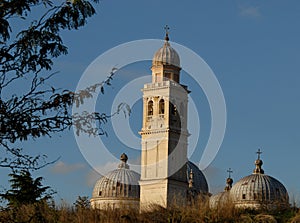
91, 30, 209, 211
139, 30, 209, 210
91, 30, 289, 212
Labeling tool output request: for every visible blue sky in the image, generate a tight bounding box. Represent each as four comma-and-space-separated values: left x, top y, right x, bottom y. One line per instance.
1, 0, 300, 204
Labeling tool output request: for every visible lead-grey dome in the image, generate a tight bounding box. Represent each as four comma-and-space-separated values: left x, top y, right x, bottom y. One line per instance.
231, 174, 289, 206
92, 154, 140, 199
187, 161, 209, 194
230, 150, 289, 209
210, 191, 231, 208
152, 35, 180, 68
210, 172, 233, 208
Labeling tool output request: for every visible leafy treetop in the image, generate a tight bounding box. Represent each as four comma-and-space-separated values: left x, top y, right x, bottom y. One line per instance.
0, 0, 131, 171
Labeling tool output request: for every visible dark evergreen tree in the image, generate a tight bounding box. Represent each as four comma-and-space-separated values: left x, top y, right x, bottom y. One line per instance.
74, 196, 90, 210
0, 170, 53, 207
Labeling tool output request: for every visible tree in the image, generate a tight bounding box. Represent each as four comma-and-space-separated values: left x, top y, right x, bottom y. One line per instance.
0, 0, 125, 170
0, 170, 54, 207
74, 196, 90, 210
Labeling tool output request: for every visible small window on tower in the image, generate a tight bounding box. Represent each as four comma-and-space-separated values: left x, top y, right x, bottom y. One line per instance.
99, 191, 102, 196
159, 99, 165, 115
242, 194, 246, 199
148, 100, 153, 116
174, 73, 179, 83
164, 72, 171, 81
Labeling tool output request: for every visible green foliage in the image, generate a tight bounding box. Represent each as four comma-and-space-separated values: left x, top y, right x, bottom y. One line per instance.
0, 0, 100, 170
0, 0, 130, 171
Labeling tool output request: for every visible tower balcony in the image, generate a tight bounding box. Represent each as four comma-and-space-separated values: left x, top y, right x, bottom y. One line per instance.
143, 81, 178, 90
143, 81, 189, 93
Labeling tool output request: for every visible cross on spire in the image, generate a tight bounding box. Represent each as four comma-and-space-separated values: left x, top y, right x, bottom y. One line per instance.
164, 25, 170, 41
256, 148, 262, 160
189, 169, 194, 188
227, 168, 233, 178
164, 25, 170, 34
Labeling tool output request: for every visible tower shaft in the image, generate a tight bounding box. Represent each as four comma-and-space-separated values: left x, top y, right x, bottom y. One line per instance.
139, 39, 189, 209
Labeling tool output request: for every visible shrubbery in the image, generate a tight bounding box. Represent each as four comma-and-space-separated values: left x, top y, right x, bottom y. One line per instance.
0, 198, 299, 223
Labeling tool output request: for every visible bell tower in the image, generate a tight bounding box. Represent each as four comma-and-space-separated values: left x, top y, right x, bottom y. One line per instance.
139, 27, 190, 210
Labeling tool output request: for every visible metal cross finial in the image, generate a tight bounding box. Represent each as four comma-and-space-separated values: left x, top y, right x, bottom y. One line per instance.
164, 25, 170, 41
164, 25, 170, 34
227, 168, 233, 178
256, 149, 262, 159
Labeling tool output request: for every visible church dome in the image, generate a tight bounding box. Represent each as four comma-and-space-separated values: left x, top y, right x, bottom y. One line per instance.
210, 191, 231, 208
187, 161, 209, 193
152, 33, 180, 68
91, 153, 140, 209
210, 169, 233, 209
230, 150, 289, 209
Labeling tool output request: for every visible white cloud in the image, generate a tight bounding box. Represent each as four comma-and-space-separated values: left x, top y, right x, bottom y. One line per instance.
50, 161, 85, 174
239, 5, 261, 18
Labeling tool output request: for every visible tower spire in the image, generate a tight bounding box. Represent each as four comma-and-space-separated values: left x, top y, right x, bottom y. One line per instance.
164, 25, 170, 41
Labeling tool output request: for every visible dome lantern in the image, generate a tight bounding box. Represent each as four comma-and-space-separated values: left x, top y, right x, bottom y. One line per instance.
118, 153, 129, 169
253, 149, 264, 174
225, 168, 233, 191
